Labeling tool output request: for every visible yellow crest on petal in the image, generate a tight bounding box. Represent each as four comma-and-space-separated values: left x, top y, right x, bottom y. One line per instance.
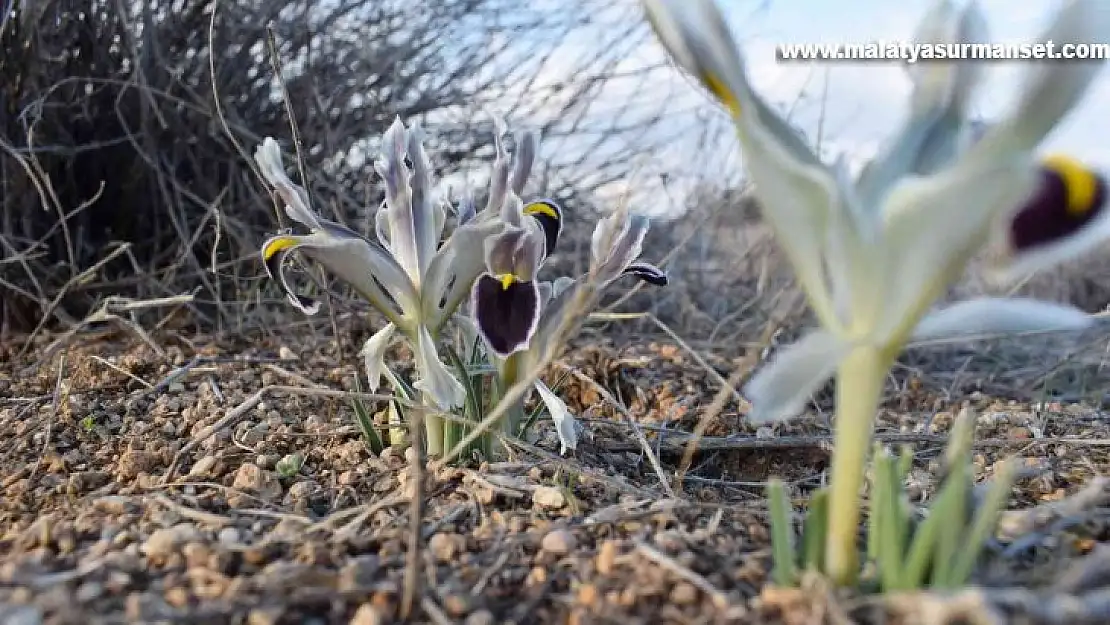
523, 201, 559, 220
262, 236, 298, 261
703, 72, 741, 118
1042, 154, 1101, 217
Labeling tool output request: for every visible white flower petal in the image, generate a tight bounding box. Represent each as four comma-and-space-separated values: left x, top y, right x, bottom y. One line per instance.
375, 203, 392, 252
422, 219, 507, 329
260, 223, 420, 320
905, 0, 986, 119
413, 325, 466, 411
359, 323, 397, 392
485, 115, 512, 219
375, 117, 422, 285
910, 298, 1093, 343
255, 138, 320, 229
404, 123, 440, 278
642, 0, 847, 330
876, 159, 1039, 343
743, 329, 852, 423
971, 0, 1109, 160
510, 129, 538, 196
535, 380, 578, 455
856, 1, 987, 206
590, 205, 630, 268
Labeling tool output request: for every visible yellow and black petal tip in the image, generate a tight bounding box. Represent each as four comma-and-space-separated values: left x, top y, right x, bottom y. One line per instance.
622, 262, 668, 286
261, 235, 321, 315
523, 199, 563, 256
1010, 156, 1107, 253
471, 273, 540, 356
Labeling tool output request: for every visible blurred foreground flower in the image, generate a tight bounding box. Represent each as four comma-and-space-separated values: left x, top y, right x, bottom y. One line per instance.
643, 0, 1110, 585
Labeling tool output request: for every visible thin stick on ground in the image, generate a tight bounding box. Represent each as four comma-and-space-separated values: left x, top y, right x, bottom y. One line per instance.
557, 363, 676, 498
401, 400, 427, 619
27, 354, 66, 488
634, 540, 732, 611
674, 304, 795, 490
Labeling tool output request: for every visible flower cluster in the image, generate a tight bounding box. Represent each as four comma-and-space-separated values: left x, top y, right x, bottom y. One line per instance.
258, 117, 667, 456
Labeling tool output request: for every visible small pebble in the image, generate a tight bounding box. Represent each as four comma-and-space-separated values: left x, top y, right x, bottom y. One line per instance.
230, 463, 283, 506
428, 532, 462, 563
247, 607, 284, 625
541, 529, 576, 555
218, 527, 240, 546
670, 582, 699, 605
188, 456, 217, 478
349, 604, 383, 625
142, 524, 200, 560
532, 486, 566, 510
465, 610, 495, 625
286, 480, 317, 500
596, 540, 618, 575
0, 606, 43, 625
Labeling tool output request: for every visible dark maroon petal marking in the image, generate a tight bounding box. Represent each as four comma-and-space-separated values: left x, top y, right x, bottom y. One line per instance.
1010, 166, 1106, 252
471, 275, 540, 356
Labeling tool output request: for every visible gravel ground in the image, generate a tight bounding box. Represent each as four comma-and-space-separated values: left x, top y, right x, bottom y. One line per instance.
4, 326, 1110, 624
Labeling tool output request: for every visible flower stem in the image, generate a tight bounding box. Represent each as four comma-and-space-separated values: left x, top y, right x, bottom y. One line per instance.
498, 352, 527, 443
424, 405, 444, 457
825, 345, 890, 586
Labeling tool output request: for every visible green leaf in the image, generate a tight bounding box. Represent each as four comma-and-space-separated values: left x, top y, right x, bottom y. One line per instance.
947, 459, 1016, 585
900, 464, 961, 589
768, 479, 798, 587
275, 452, 305, 478
350, 375, 385, 454
800, 488, 829, 573
875, 450, 907, 592
930, 465, 970, 588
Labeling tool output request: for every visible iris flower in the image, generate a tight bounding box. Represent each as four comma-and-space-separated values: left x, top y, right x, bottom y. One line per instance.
258, 117, 533, 454
642, 0, 1109, 584
492, 204, 669, 453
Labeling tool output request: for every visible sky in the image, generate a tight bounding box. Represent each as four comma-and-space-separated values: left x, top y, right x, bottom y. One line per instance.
719, 0, 1110, 171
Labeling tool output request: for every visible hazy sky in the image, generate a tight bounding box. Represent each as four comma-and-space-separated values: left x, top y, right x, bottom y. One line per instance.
720, 0, 1110, 170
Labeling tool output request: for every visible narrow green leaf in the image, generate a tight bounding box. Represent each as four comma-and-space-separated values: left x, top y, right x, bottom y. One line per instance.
350, 375, 385, 454
900, 466, 961, 589
767, 479, 798, 587
930, 465, 970, 588
800, 488, 829, 573
875, 451, 906, 592
948, 459, 1017, 585
443, 343, 481, 422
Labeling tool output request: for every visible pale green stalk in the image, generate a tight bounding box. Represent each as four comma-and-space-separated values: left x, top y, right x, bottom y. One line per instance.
382, 368, 409, 447
497, 352, 527, 440
423, 394, 444, 456
825, 346, 893, 586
